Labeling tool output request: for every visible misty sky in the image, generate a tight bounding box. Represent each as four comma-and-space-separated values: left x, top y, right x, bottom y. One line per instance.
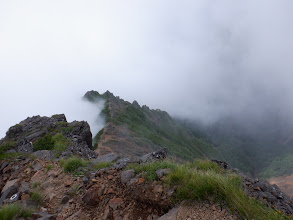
1, 1, 293, 138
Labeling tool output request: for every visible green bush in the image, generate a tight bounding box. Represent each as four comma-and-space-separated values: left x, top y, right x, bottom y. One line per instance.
63, 157, 87, 173
0, 204, 32, 220
34, 135, 55, 151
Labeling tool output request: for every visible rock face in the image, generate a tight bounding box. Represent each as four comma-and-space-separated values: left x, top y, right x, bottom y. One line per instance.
140, 148, 168, 163
0, 114, 96, 159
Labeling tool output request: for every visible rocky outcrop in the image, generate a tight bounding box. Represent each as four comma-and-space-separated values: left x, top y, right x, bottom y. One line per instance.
0, 114, 96, 159
214, 159, 293, 215
139, 148, 168, 163
242, 176, 293, 215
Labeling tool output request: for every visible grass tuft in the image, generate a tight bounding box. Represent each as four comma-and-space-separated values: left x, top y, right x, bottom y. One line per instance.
62, 157, 87, 173
46, 164, 54, 172
93, 161, 113, 170
127, 160, 176, 181
31, 191, 44, 206
0, 204, 32, 220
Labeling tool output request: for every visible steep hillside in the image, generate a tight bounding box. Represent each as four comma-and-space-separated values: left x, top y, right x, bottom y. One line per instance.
83, 90, 223, 161
181, 117, 293, 178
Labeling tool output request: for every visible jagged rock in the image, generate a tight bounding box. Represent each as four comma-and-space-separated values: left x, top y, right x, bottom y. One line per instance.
31, 212, 56, 220
17, 142, 34, 153
140, 148, 168, 163
132, 100, 140, 108
121, 169, 135, 184
242, 176, 293, 214
33, 163, 43, 171
157, 207, 178, 220
0, 114, 96, 159
156, 169, 171, 179
113, 158, 130, 170
0, 185, 18, 205
92, 153, 117, 163
33, 150, 55, 160
0, 161, 9, 171
108, 198, 123, 210
1, 179, 18, 193
82, 186, 104, 206
61, 195, 70, 204
19, 181, 30, 194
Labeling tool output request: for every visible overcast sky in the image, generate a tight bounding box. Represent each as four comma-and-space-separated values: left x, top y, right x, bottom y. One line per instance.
1, 0, 293, 137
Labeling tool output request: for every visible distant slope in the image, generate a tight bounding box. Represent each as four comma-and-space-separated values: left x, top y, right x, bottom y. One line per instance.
182, 117, 293, 177
83, 90, 224, 161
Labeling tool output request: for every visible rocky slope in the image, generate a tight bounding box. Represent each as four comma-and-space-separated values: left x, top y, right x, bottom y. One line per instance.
83, 90, 223, 161
0, 114, 96, 159
1, 146, 293, 219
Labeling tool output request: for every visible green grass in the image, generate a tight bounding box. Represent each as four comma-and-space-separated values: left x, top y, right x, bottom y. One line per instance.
129, 159, 290, 220
61, 157, 87, 173
52, 133, 70, 157
0, 204, 32, 220
46, 164, 54, 171
33, 133, 70, 157
34, 135, 55, 151
93, 161, 113, 170
31, 191, 44, 206
127, 160, 176, 181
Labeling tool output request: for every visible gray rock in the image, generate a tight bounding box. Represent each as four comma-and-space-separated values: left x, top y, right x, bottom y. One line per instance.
17, 142, 33, 153
34, 163, 43, 171
33, 150, 54, 160
27, 131, 46, 141
0, 185, 18, 206
19, 181, 30, 194
0, 162, 9, 171
31, 212, 56, 220
83, 176, 89, 185
140, 148, 168, 163
121, 169, 135, 184
61, 195, 70, 204
1, 179, 18, 193
0, 114, 96, 159
156, 168, 171, 179
112, 158, 130, 170
92, 153, 117, 163
5, 192, 21, 204
157, 207, 178, 220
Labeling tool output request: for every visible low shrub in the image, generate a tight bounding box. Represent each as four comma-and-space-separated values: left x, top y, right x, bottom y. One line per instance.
34, 135, 55, 151
0, 204, 32, 220
63, 157, 87, 173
